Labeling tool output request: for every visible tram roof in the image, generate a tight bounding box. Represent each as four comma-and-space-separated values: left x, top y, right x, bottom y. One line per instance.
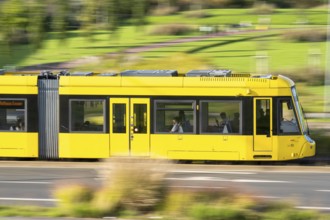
0, 69, 295, 88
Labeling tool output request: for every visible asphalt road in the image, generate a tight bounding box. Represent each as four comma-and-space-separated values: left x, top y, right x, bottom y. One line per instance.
0, 161, 330, 212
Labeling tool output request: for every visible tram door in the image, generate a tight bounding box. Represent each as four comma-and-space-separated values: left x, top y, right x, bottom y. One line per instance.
110, 98, 150, 156
253, 98, 272, 152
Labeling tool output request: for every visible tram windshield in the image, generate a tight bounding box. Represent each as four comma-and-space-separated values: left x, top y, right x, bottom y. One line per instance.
291, 87, 308, 134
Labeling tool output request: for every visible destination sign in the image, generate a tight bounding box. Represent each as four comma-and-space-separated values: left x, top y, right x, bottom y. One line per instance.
0, 100, 24, 107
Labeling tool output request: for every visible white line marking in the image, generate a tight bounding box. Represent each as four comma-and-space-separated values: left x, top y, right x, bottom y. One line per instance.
232, 179, 291, 183
0, 197, 58, 202
296, 206, 330, 211
316, 190, 330, 192
0, 181, 51, 184
169, 185, 225, 189
171, 170, 256, 175
253, 196, 281, 199
166, 177, 226, 181
167, 177, 291, 183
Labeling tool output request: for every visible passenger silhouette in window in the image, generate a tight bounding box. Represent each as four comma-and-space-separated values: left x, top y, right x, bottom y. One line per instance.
81, 121, 90, 131
216, 112, 231, 133
10, 118, 24, 131
257, 108, 270, 135
178, 110, 191, 131
170, 117, 183, 133
231, 112, 240, 133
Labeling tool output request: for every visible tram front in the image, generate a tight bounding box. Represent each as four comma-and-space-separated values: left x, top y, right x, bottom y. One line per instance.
291, 86, 316, 159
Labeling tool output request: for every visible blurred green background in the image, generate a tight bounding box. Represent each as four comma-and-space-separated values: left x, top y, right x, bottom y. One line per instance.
0, 0, 329, 119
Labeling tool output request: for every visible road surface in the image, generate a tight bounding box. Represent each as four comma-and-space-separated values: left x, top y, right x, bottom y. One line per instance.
0, 161, 329, 211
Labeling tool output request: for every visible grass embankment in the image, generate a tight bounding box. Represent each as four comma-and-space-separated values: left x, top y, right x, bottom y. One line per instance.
1, 8, 329, 113
0, 158, 329, 219
1, 8, 327, 72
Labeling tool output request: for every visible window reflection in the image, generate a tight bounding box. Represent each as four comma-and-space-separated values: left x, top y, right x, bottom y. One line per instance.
113, 103, 126, 133
155, 101, 195, 133
256, 99, 270, 135
70, 100, 105, 132
279, 99, 300, 134
200, 101, 241, 134
0, 99, 26, 131
133, 104, 147, 133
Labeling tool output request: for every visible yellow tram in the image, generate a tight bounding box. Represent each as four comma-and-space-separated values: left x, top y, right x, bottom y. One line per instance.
0, 69, 315, 161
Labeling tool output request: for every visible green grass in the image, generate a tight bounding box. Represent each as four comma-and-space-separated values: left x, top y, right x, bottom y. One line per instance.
0, 27, 191, 67
139, 30, 326, 74
1, 8, 328, 69
148, 8, 328, 26
0, 206, 61, 217
1, 8, 328, 113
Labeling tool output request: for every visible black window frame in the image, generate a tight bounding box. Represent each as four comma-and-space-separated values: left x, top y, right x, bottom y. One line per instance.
0, 98, 27, 132
277, 97, 301, 135
199, 99, 242, 135
69, 99, 106, 133
154, 99, 196, 134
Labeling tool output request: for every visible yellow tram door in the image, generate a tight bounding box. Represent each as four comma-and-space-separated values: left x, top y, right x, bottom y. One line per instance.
253, 98, 273, 152
110, 98, 130, 156
110, 98, 150, 157
129, 98, 150, 156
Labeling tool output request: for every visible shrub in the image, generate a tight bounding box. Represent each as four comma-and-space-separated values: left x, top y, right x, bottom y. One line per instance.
94, 158, 170, 216
150, 24, 194, 35
151, 6, 178, 16
162, 187, 260, 219
276, 67, 324, 86
251, 2, 276, 14
184, 10, 211, 18
282, 29, 327, 42
162, 190, 196, 216
264, 209, 321, 220
310, 129, 330, 159
53, 184, 97, 217
188, 204, 251, 220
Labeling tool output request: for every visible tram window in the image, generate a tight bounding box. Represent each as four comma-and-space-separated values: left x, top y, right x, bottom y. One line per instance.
155, 101, 195, 133
0, 99, 26, 131
133, 104, 147, 133
256, 99, 271, 135
279, 99, 300, 134
113, 104, 126, 133
200, 101, 241, 134
70, 100, 105, 132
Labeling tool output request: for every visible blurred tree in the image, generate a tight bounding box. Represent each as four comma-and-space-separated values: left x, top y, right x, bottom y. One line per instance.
258, 0, 324, 8
289, 0, 324, 8
107, 0, 119, 35
226, 0, 254, 8
80, 0, 98, 41
0, 0, 28, 61
27, 0, 46, 49
206, 0, 231, 8
133, 0, 146, 32
52, 0, 70, 44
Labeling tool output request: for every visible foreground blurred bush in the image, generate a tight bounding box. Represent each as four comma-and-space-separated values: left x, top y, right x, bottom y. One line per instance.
53, 184, 98, 217
94, 158, 169, 215
54, 158, 170, 217
53, 157, 330, 219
